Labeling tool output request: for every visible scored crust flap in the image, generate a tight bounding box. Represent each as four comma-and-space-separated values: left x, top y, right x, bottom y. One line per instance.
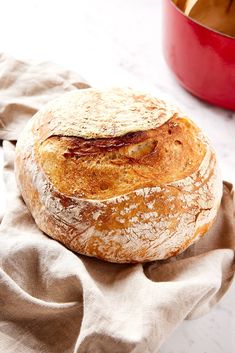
32, 88, 178, 141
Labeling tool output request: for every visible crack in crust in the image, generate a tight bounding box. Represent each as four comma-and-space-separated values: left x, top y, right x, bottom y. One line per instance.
37, 115, 207, 200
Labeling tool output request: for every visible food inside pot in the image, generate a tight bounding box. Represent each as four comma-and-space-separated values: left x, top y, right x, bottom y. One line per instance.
173, 0, 235, 37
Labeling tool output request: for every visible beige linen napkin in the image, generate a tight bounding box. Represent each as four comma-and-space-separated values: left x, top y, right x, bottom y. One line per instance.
0, 53, 235, 353
0, 53, 89, 141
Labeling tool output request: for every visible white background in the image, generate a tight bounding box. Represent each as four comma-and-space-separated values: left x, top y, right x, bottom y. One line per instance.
0, 1, 235, 352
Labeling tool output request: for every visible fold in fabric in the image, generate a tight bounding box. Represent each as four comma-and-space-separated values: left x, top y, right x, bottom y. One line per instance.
0, 54, 235, 353
0, 52, 89, 141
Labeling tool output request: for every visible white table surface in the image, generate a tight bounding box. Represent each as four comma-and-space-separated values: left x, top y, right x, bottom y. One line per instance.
0, 1, 234, 352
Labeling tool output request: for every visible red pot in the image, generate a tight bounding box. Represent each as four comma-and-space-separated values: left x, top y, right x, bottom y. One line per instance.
163, 0, 235, 110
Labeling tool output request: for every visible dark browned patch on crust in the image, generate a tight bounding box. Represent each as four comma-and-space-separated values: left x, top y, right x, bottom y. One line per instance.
62, 130, 149, 158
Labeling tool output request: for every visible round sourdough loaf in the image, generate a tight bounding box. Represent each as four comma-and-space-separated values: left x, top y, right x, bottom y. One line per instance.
15, 88, 222, 263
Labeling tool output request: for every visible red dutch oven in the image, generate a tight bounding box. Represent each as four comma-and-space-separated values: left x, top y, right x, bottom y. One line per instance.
163, 0, 235, 110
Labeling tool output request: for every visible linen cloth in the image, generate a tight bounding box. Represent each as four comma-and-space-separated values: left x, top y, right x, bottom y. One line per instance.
0, 53, 234, 353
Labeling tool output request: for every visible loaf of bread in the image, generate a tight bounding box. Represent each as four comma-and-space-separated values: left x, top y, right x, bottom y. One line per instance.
15, 88, 222, 263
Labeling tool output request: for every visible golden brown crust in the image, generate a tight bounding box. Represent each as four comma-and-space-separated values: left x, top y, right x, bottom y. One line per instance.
15, 88, 223, 263
37, 116, 206, 199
